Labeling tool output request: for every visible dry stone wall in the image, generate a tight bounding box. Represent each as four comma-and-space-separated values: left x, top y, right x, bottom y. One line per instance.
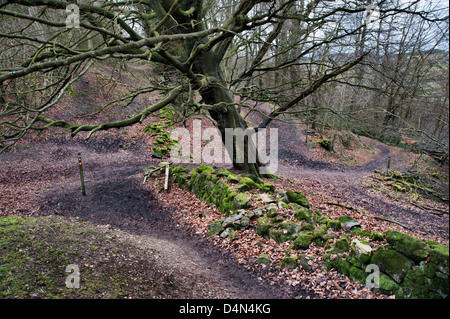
167, 164, 449, 299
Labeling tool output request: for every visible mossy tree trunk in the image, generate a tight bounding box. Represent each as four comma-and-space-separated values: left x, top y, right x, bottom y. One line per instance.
167, 0, 263, 176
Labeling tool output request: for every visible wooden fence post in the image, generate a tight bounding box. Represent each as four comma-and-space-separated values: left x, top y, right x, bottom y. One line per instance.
78, 152, 86, 196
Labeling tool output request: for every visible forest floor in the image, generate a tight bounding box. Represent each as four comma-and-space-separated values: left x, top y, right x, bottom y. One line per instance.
1, 63, 448, 299
1, 114, 448, 299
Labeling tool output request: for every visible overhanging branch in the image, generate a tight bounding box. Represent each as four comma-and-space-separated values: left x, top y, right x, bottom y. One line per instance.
34, 85, 183, 139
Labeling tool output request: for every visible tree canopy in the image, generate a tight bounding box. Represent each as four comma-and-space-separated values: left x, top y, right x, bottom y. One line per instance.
1, 0, 448, 172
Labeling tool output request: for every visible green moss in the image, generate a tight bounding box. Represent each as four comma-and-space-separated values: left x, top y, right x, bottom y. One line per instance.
329, 236, 351, 254
256, 217, 271, 238
370, 232, 385, 242
257, 253, 271, 266
393, 183, 406, 192
217, 168, 233, 177
313, 224, 329, 240
259, 183, 275, 193
371, 248, 414, 284
195, 165, 215, 174
319, 139, 332, 151
298, 254, 313, 272
228, 229, 240, 241
292, 232, 313, 250
233, 193, 252, 210
428, 242, 449, 274
270, 217, 284, 224
278, 222, 303, 239
227, 174, 240, 184
318, 216, 331, 225
339, 215, 356, 223
286, 190, 310, 208
402, 267, 432, 298
386, 230, 431, 263
269, 229, 290, 244
327, 219, 342, 231
300, 223, 314, 232
310, 210, 322, 224
207, 220, 225, 237
237, 177, 258, 192
266, 204, 278, 218
281, 256, 298, 269
294, 206, 311, 222
348, 265, 366, 283
375, 273, 403, 297
240, 174, 263, 185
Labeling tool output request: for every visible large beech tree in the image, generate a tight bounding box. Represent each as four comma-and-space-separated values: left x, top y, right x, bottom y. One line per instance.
0, 0, 446, 174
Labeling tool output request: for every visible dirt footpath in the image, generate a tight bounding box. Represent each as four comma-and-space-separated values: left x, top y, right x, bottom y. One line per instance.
0, 130, 299, 299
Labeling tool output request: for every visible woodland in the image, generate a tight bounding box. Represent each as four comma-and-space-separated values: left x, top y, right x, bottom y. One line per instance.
0, 0, 449, 302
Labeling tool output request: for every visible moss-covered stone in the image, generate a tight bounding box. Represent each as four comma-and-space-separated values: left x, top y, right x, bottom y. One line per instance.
329, 236, 351, 254
431, 274, 449, 298
370, 231, 385, 242
207, 220, 225, 237
339, 215, 356, 223
318, 216, 331, 225
424, 261, 437, 278
281, 256, 298, 269
237, 177, 258, 192
298, 254, 313, 272
270, 217, 284, 224
292, 232, 313, 250
228, 229, 240, 241
227, 174, 240, 184
233, 193, 252, 210
327, 219, 342, 231
269, 229, 290, 243
240, 174, 263, 185
428, 242, 449, 274
347, 250, 371, 269
371, 248, 414, 284
257, 253, 271, 266
350, 239, 372, 263
266, 204, 278, 218
310, 210, 323, 224
256, 216, 271, 238
313, 224, 329, 240
300, 223, 314, 232
350, 228, 372, 237
217, 168, 233, 177
195, 165, 215, 174
294, 206, 311, 222
348, 265, 367, 283
259, 183, 275, 193
222, 213, 244, 230
386, 230, 431, 263
375, 273, 403, 297
286, 190, 310, 208
279, 222, 303, 239
332, 257, 352, 276
402, 267, 431, 298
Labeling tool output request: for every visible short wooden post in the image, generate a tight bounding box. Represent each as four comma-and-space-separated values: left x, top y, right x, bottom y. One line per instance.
164, 163, 169, 190
387, 156, 391, 171
78, 152, 86, 196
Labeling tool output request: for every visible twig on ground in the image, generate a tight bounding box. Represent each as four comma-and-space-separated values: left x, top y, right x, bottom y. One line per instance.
323, 201, 417, 232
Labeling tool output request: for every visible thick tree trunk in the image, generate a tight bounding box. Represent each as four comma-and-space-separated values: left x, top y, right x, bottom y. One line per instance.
164, 0, 264, 175
191, 48, 262, 175
203, 86, 262, 176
